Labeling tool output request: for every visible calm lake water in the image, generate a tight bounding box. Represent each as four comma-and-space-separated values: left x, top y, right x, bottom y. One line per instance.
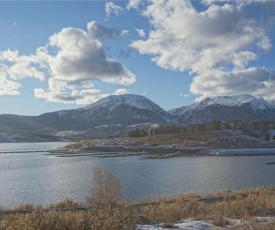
0, 142, 275, 208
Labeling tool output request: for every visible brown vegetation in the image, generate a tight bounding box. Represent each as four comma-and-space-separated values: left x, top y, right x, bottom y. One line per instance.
0, 168, 274, 229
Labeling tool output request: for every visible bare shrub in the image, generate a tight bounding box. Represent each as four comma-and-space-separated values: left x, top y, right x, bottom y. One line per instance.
86, 166, 136, 229
88, 165, 121, 209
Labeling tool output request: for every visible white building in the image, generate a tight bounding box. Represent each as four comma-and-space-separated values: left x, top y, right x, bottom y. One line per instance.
268, 130, 275, 141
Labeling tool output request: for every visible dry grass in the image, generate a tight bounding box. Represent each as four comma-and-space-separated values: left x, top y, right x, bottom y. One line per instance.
0, 166, 136, 230
47, 198, 82, 210
127, 132, 210, 146
64, 141, 84, 149
0, 168, 274, 230
140, 187, 275, 228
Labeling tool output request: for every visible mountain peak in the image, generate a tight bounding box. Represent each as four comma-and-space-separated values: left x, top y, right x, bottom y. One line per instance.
84, 94, 154, 111
196, 94, 275, 110
82, 94, 173, 123
169, 94, 275, 123
199, 94, 254, 106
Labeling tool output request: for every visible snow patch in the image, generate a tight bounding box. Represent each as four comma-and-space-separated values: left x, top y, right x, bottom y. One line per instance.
136, 220, 216, 230
54, 130, 87, 137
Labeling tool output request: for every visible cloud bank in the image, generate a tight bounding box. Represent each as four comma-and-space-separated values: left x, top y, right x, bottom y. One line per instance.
0, 21, 136, 104
131, 0, 275, 101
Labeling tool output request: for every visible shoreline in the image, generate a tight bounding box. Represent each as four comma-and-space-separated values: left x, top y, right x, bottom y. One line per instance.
49, 146, 275, 159
0, 187, 274, 229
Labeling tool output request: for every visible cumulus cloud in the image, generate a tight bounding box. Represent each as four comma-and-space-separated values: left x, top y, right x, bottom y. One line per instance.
0, 48, 46, 96
191, 68, 275, 99
135, 28, 145, 37
126, 0, 142, 10
202, 0, 275, 6
131, 0, 274, 100
105, 2, 124, 17
180, 93, 190, 97
0, 21, 136, 103
0, 65, 21, 96
34, 88, 109, 105
114, 88, 129, 95
38, 21, 135, 103
201, 0, 230, 5
47, 22, 135, 88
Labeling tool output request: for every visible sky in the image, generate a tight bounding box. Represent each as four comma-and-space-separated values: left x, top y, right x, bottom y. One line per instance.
0, 0, 275, 115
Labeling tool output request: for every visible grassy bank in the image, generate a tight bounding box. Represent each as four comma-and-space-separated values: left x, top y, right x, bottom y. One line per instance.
0, 168, 274, 229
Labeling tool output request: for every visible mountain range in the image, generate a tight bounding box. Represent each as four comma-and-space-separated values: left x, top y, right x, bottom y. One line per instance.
1, 94, 275, 136
169, 94, 275, 123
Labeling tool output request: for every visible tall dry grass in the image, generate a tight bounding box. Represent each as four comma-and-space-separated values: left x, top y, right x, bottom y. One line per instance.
0, 167, 274, 229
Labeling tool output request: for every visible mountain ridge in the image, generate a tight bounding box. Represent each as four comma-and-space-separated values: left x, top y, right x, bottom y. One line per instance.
0, 94, 275, 135
169, 94, 275, 123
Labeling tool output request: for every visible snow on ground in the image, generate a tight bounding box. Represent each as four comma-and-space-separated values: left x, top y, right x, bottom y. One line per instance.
136, 217, 274, 230
54, 130, 87, 137
136, 220, 216, 230
210, 129, 275, 148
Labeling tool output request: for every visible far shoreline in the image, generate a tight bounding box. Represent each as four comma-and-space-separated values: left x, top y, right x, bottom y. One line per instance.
49, 144, 275, 159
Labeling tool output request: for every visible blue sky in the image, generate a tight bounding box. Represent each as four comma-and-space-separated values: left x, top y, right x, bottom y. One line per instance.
0, 0, 274, 115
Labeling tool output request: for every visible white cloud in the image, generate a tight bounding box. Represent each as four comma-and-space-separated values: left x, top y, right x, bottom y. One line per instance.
8, 62, 45, 81
180, 93, 190, 97
190, 67, 275, 98
47, 22, 135, 88
114, 88, 129, 95
0, 49, 46, 96
201, 0, 230, 5
202, 0, 275, 6
0, 21, 136, 103
0, 65, 21, 96
34, 88, 108, 105
105, 2, 123, 17
131, 0, 274, 100
126, 0, 142, 10
37, 21, 136, 104
135, 28, 145, 37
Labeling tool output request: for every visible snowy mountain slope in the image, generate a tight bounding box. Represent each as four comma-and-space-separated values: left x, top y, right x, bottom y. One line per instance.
0, 94, 173, 133
84, 94, 158, 111
169, 94, 275, 123
37, 94, 174, 130
80, 94, 173, 123
198, 94, 275, 110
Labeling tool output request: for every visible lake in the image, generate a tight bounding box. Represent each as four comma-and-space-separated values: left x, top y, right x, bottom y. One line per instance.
0, 142, 275, 208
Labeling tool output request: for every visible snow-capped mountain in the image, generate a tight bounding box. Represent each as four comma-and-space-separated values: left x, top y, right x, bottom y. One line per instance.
169, 94, 275, 123
81, 94, 172, 122
78, 94, 173, 124
0, 94, 173, 133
